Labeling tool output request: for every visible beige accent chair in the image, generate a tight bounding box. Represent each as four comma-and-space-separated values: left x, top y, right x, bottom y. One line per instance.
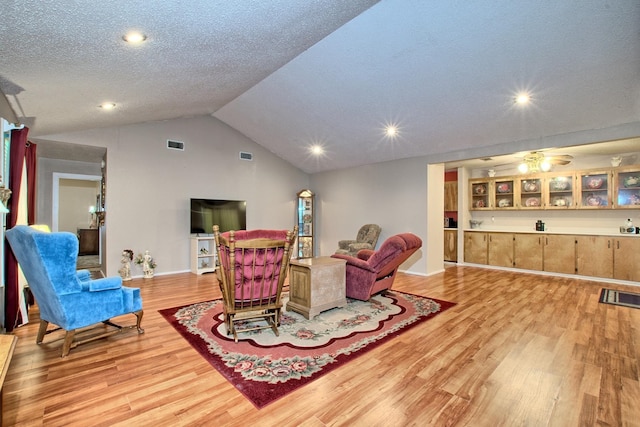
334, 224, 382, 257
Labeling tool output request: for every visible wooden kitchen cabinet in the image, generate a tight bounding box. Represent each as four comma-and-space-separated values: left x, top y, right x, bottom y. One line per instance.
514, 233, 543, 271
469, 179, 491, 210
546, 172, 576, 209
444, 229, 458, 262
467, 164, 640, 211
464, 232, 487, 264
444, 181, 458, 211
577, 170, 612, 209
543, 234, 576, 274
487, 232, 514, 267
575, 235, 613, 278
614, 166, 640, 208
613, 237, 640, 281
493, 178, 517, 210
518, 177, 543, 209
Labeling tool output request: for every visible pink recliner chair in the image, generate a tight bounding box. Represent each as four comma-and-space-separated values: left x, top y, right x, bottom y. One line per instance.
331, 233, 422, 301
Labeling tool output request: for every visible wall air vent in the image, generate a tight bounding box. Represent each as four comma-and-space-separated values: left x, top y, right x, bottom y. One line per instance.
239, 151, 253, 161
167, 140, 185, 151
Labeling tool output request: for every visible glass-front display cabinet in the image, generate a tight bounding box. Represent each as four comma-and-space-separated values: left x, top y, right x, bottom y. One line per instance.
577, 170, 612, 209
469, 178, 491, 210
296, 189, 314, 258
518, 177, 543, 209
493, 177, 516, 210
545, 173, 575, 209
615, 166, 640, 208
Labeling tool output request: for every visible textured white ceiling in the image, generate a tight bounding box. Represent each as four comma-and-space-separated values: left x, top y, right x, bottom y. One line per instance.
1, 0, 639, 173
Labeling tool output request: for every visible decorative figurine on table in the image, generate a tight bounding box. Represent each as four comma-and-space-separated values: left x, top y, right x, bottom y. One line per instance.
118, 249, 134, 281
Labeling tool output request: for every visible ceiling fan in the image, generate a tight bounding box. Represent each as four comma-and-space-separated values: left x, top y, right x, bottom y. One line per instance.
516, 151, 573, 173
486, 151, 573, 176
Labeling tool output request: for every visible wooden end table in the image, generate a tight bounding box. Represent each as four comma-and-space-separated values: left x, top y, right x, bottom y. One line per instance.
287, 256, 347, 319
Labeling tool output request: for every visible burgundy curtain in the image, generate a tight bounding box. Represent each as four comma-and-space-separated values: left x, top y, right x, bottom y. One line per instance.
25, 142, 37, 224
5, 127, 29, 331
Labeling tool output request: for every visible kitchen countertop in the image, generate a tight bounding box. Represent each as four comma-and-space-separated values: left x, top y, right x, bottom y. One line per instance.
463, 228, 640, 237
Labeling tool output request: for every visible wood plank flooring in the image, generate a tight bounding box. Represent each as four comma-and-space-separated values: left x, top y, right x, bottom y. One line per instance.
2, 266, 639, 426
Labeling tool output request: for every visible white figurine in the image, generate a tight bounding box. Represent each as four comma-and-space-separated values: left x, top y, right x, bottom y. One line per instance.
142, 250, 154, 278
118, 249, 133, 281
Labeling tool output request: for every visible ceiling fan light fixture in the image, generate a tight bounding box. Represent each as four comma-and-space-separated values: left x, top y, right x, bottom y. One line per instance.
540, 159, 551, 172
518, 162, 529, 173
519, 152, 551, 174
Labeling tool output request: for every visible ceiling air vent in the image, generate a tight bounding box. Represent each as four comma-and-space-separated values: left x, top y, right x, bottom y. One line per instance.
167, 140, 185, 151
239, 151, 253, 161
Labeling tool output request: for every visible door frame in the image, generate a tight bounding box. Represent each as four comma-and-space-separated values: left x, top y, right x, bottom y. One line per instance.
52, 173, 103, 263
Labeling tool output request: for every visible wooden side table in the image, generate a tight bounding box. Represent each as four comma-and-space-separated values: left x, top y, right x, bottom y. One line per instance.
287, 256, 347, 319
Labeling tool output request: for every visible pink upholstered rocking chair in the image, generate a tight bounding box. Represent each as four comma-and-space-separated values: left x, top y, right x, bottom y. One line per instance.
213, 225, 297, 341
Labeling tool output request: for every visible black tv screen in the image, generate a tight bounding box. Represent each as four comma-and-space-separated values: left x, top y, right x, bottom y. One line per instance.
190, 199, 246, 234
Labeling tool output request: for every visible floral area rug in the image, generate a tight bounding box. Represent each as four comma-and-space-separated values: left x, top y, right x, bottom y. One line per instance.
159, 291, 455, 408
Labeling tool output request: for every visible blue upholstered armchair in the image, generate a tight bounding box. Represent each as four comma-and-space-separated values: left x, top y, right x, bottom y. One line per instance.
6, 225, 144, 357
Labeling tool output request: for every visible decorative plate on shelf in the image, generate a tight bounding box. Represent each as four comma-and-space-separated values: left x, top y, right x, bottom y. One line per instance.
474, 185, 486, 194
525, 197, 540, 207
586, 195, 603, 206
522, 181, 539, 192
552, 197, 567, 207
623, 176, 640, 187
585, 177, 604, 189
550, 180, 569, 191
498, 198, 511, 207
496, 183, 511, 193
302, 214, 312, 223
474, 199, 486, 208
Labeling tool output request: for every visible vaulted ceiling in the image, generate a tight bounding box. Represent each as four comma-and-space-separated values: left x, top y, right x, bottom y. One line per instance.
1, 1, 638, 173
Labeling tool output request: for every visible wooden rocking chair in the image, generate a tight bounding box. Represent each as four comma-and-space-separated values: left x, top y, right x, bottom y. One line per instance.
213, 225, 297, 342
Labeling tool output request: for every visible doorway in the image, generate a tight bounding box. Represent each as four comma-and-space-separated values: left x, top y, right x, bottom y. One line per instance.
52, 173, 103, 269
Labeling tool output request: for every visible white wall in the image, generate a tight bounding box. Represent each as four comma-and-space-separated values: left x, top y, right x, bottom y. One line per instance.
40, 116, 309, 276
37, 116, 640, 278
310, 156, 428, 274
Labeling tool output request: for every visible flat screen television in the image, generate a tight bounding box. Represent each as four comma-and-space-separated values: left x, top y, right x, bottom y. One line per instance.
190, 199, 246, 234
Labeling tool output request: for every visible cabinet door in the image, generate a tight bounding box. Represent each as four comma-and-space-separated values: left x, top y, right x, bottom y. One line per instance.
487, 233, 514, 267
514, 234, 543, 271
614, 237, 640, 281
297, 189, 314, 258
444, 230, 457, 262
577, 170, 612, 209
543, 235, 575, 274
464, 232, 487, 264
575, 236, 613, 278
545, 173, 576, 209
444, 181, 458, 211
518, 177, 543, 209
493, 178, 517, 210
469, 179, 491, 210
614, 166, 640, 208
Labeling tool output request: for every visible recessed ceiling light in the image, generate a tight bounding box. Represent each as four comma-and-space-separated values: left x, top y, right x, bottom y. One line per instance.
122, 31, 147, 44
310, 145, 324, 155
99, 102, 116, 110
385, 126, 398, 137
515, 93, 531, 105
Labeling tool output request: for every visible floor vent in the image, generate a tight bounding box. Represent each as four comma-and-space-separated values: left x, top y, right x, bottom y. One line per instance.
239, 151, 253, 161
167, 140, 185, 151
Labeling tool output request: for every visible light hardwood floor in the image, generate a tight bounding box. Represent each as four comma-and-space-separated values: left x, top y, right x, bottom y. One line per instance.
3, 266, 640, 426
